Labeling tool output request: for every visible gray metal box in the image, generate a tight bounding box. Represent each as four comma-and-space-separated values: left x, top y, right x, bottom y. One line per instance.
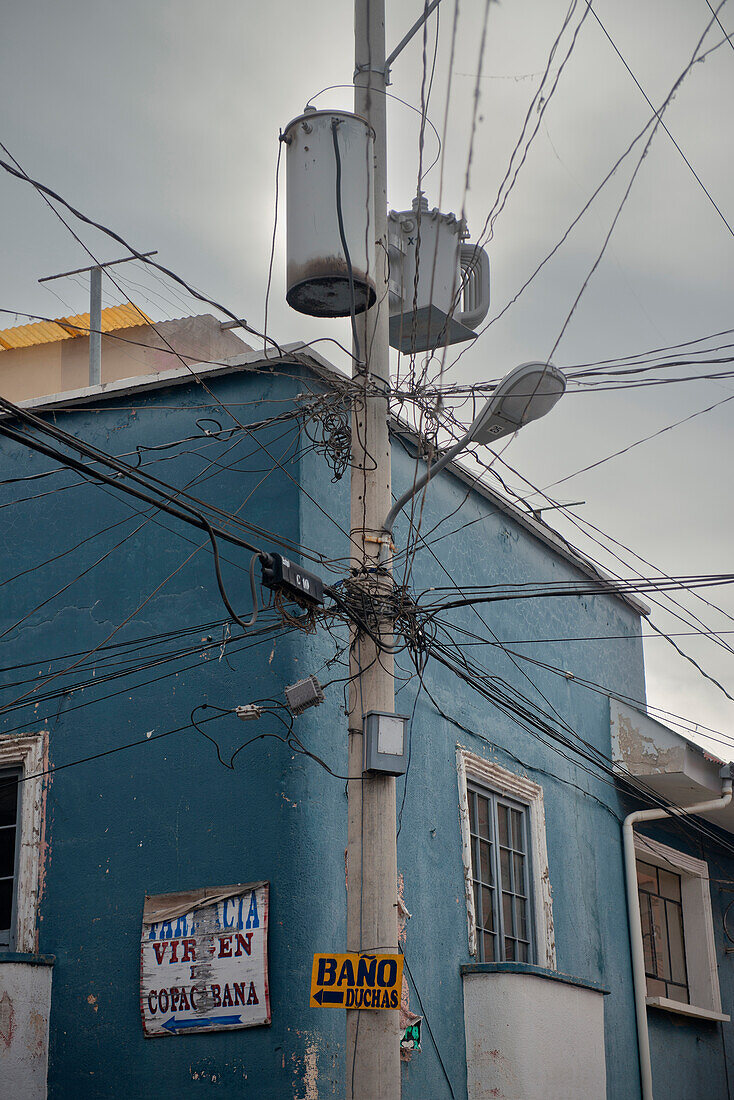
362, 711, 408, 776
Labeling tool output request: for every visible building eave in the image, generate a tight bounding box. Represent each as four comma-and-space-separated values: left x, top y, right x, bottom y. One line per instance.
388, 421, 650, 618
7, 344, 649, 617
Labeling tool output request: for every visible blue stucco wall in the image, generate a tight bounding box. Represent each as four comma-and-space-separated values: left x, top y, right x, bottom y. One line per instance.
0, 365, 349, 1097
299, 419, 651, 1099
3, 362, 728, 1098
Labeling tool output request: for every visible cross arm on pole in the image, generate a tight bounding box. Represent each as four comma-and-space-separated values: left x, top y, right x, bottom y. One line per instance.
38, 251, 158, 283
383, 0, 443, 83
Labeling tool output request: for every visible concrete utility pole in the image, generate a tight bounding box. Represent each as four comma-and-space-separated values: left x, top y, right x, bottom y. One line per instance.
347, 1, 401, 1098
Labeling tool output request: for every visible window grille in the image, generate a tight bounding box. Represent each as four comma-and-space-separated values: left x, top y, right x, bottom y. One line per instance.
468, 783, 533, 963
637, 858, 690, 1003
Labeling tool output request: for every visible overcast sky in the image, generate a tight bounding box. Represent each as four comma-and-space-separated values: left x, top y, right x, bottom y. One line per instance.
1, 0, 733, 757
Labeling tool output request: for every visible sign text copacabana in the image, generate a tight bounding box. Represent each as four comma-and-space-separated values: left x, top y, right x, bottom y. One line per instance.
141, 882, 270, 1037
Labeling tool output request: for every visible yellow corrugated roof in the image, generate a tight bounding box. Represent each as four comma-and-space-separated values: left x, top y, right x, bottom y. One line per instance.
0, 302, 152, 352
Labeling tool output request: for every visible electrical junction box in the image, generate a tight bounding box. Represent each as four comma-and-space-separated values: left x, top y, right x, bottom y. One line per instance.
260, 553, 324, 606
363, 711, 409, 776
285, 676, 325, 716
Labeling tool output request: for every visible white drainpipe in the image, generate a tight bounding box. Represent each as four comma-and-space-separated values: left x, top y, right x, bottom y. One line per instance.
623, 770, 733, 1100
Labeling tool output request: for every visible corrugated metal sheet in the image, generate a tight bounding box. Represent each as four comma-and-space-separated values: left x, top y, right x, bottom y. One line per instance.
0, 303, 152, 352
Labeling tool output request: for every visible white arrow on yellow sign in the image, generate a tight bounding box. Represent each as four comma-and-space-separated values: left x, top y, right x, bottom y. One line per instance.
310, 953, 403, 1010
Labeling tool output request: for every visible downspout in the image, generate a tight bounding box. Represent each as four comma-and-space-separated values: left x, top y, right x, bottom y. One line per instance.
623, 768, 733, 1100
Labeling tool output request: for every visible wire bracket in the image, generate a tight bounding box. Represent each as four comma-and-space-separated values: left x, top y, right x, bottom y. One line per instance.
365, 534, 396, 552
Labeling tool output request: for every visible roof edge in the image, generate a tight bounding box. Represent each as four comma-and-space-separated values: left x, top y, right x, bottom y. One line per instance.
11, 344, 337, 412
390, 422, 650, 618
9, 345, 649, 617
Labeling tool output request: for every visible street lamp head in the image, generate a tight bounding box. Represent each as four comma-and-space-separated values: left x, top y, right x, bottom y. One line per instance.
380, 361, 566, 548
470, 361, 567, 445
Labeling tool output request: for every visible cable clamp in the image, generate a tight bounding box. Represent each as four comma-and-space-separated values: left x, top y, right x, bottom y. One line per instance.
367, 375, 391, 397
364, 534, 396, 552
353, 64, 387, 79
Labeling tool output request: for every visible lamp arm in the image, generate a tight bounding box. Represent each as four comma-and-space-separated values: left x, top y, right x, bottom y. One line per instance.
381, 423, 475, 543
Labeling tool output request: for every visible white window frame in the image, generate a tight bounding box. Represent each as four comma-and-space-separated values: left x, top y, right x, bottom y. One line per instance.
635, 832, 728, 1020
0, 732, 46, 953
457, 747, 555, 968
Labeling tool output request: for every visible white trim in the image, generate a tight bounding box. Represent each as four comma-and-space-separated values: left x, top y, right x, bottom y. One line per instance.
646, 996, 730, 1023
635, 833, 722, 1015
456, 747, 556, 968
0, 732, 47, 953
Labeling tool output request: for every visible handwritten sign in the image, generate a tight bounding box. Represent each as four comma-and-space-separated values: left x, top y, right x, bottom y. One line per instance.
310, 952, 402, 1010
141, 881, 270, 1037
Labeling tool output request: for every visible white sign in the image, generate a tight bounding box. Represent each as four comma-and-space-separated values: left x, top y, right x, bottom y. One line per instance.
140, 881, 270, 1037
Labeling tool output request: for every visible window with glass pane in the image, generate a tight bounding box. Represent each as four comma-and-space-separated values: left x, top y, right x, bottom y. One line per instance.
0, 768, 21, 949
468, 783, 533, 962
636, 859, 689, 1003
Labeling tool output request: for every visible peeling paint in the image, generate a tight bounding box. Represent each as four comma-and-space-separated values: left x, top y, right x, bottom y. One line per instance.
26, 1011, 46, 1058
303, 1040, 319, 1100
397, 874, 418, 1063
615, 712, 684, 773
0, 991, 15, 1048
0, 730, 48, 951
290, 1032, 322, 1100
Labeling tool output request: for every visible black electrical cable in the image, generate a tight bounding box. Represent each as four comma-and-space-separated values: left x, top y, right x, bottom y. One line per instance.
489, 451, 734, 702
0, 152, 284, 356
0, 418, 263, 632
0, 709, 232, 790
0, 620, 297, 731
546, 10, 731, 363
422, 634, 734, 858
0, 406, 260, 555
421, 680, 622, 820
0, 616, 231, 677
442, 20, 734, 375
400, 948, 457, 1099
582, 0, 734, 238
306, 85, 443, 178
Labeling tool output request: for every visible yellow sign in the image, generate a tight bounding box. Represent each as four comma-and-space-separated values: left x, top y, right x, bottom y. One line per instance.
310, 953, 403, 1010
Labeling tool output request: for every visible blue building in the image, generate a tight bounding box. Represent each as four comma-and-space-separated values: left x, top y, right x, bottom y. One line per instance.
1, 338, 732, 1098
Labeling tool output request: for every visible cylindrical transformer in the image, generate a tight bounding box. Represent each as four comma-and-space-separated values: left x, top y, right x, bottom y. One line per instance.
282, 108, 376, 318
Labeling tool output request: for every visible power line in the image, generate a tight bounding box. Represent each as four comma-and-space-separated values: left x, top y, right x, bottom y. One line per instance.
583, 0, 734, 238
0, 149, 283, 356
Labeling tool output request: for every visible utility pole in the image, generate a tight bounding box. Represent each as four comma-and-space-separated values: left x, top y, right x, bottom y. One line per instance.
347, 2, 400, 1099
89, 265, 102, 386
39, 251, 157, 387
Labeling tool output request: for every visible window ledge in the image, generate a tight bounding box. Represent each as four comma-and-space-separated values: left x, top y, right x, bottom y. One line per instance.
646, 995, 730, 1023
461, 962, 609, 995
0, 951, 55, 966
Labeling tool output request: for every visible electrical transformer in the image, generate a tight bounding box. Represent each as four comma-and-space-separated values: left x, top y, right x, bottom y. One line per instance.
282, 107, 376, 319
388, 194, 490, 353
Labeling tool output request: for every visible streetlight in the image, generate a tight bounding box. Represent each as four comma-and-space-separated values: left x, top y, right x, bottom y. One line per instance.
381, 361, 567, 549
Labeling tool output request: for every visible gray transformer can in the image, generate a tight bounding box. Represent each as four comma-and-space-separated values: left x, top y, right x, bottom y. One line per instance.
282, 108, 376, 318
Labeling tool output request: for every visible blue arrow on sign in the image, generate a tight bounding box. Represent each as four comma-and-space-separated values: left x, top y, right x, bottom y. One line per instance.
313, 988, 344, 1006
162, 1014, 242, 1034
